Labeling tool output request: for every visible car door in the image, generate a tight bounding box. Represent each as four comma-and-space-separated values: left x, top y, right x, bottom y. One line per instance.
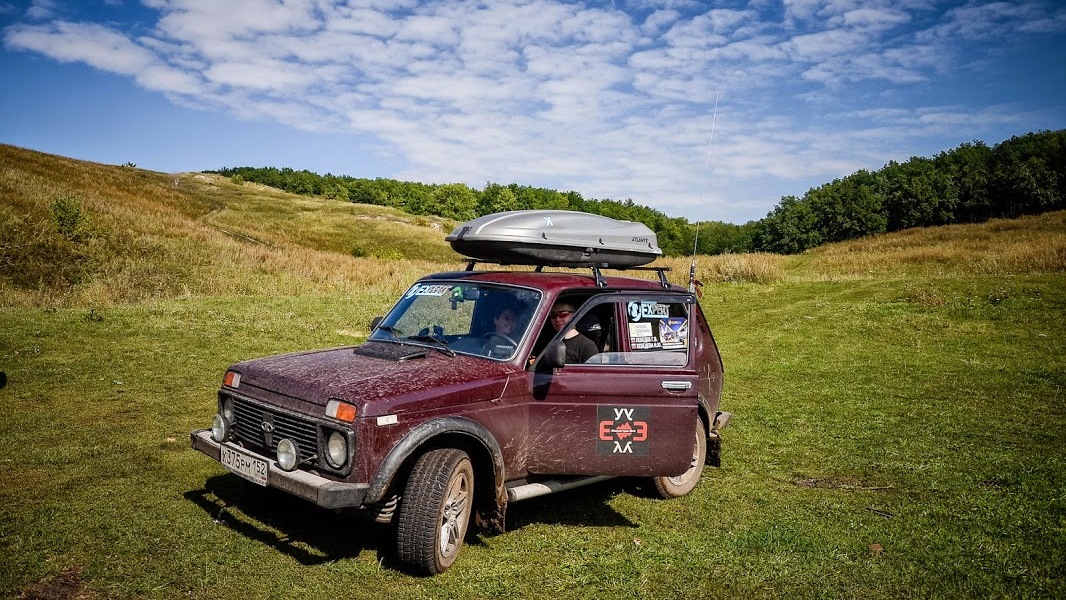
526, 293, 700, 477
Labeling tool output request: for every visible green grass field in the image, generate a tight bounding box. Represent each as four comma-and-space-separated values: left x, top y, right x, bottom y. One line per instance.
1, 146, 1064, 598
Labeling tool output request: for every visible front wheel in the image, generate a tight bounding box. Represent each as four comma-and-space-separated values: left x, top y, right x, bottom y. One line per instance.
396, 448, 474, 575
651, 417, 707, 499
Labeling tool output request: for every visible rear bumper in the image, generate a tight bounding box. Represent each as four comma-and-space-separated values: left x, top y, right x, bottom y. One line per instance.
190, 429, 369, 509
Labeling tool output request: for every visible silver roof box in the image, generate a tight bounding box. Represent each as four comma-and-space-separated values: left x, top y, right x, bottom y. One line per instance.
446, 210, 662, 268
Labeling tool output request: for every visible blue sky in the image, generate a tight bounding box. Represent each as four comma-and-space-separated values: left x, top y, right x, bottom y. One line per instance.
2, 1, 1064, 224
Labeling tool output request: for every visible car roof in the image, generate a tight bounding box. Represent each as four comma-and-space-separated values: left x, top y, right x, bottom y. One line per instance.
418, 268, 689, 294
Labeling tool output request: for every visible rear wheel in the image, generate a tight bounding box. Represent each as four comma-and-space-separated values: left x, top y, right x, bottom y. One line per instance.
396, 448, 474, 575
651, 417, 707, 499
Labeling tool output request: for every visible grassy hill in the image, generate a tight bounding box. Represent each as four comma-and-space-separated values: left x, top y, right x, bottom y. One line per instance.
658, 208, 1065, 288
0, 143, 460, 307
1, 144, 1064, 598
4, 142, 1065, 308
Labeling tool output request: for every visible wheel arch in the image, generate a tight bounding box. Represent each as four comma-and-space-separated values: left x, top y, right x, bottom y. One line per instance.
366, 416, 508, 533
696, 394, 721, 468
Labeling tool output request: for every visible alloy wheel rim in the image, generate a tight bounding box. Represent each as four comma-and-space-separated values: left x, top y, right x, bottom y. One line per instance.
439, 470, 470, 557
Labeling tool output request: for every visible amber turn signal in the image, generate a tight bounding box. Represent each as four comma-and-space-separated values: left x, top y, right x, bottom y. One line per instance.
223, 371, 241, 388
326, 399, 357, 422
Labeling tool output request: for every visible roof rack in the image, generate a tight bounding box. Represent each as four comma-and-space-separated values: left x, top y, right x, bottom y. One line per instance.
463, 260, 673, 289
446, 210, 662, 270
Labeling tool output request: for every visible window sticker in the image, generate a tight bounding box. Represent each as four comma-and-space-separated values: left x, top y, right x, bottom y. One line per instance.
627, 301, 670, 321
660, 317, 689, 349
625, 303, 689, 351
628, 322, 660, 350
597, 406, 650, 455
404, 284, 453, 299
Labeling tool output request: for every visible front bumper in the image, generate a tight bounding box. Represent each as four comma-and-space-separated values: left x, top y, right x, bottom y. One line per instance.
190, 429, 369, 509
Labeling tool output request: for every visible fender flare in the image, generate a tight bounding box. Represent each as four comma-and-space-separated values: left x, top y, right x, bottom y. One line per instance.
696, 393, 726, 468
364, 416, 507, 512
696, 393, 713, 434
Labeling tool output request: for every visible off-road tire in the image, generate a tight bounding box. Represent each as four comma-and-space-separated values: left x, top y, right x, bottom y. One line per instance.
651, 417, 707, 499
396, 448, 474, 575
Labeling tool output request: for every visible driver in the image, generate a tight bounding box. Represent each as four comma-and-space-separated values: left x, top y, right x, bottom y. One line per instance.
484, 305, 517, 357
493, 305, 516, 337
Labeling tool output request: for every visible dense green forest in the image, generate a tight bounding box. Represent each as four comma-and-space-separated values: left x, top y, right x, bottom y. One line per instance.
749, 129, 1066, 253
209, 129, 1064, 256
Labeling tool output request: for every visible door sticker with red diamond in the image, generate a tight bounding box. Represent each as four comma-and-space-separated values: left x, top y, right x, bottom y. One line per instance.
597, 406, 651, 455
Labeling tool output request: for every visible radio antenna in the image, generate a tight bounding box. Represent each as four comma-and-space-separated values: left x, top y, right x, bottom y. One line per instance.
689, 91, 720, 295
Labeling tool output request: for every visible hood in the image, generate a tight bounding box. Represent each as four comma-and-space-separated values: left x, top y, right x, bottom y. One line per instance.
229, 342, 515, 416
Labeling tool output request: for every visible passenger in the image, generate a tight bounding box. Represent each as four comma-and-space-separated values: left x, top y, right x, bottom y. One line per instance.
548, 301, 597, 363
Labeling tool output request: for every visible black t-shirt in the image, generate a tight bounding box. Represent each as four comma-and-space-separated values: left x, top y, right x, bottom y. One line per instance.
563, 333, 598, 364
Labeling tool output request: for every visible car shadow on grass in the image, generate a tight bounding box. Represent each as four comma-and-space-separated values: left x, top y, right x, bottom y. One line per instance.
184, 474, 392, 566
501, 478, 640, 531
185, 474, 641, 567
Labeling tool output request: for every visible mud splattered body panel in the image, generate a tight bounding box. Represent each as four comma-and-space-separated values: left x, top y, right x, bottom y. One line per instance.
194, 267, 724, 513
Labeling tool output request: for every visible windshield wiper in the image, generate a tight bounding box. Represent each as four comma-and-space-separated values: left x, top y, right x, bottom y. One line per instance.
407, 334, 457, 357
364, 324, 416, 350
374, 324, 455, 356
399, 350, 429, 362
375, 324, 403, 338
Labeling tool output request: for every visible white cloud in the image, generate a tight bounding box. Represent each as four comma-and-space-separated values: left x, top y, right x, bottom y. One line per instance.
204, 60, 318, 91
394, 13, 458, 46
3, 0, 1064, 222
917, 0, 1061, 42
25, 0, 58, 20
155, 0, 321, 40
781, 0, 824, 24
136, 64, 203, 94
784, 28, 869, 61
662, 9, 759, 47
840, 7, 911, 28
5, 21, 154, 74
642, 9, 679, 34
327, 7, 402, 36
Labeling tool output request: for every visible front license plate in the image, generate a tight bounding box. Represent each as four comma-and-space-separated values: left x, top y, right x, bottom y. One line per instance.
220, 443, 269, 486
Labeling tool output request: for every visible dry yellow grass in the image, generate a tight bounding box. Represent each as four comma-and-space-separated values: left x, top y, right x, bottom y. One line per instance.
799, 210, 1066, 278
651, 212, 1065, 287
650, 254, 785, 286
0, 144, 462, 308
4, 143, 1063, 307
698, 252, 786, 284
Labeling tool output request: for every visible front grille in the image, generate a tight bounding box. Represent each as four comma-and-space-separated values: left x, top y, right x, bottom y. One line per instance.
231, 397, 319, 465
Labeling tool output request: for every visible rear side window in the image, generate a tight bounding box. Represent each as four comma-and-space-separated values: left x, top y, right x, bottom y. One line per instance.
582, 299, 691, 367
621, 300, 690, 365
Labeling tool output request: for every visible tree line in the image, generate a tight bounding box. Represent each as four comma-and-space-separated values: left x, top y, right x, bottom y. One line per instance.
747, 129, 1065, 253
208, 129, 1064, 256
208, 166, 701, 255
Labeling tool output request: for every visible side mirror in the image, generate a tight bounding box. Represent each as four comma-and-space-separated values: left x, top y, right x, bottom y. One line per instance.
536, 341, 566, 371
370, 316, 383, 331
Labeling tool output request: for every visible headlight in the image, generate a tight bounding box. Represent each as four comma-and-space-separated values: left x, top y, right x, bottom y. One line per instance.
326, 431, 348, 468
221, 398, 235, 423
277, 439, 299, 471
211, 413, 229, 442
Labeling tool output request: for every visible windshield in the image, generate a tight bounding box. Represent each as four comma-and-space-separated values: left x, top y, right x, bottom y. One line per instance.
369, 282, 541, 360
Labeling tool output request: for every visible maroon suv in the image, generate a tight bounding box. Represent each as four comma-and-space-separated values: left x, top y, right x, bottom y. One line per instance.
191, 262, 727, 574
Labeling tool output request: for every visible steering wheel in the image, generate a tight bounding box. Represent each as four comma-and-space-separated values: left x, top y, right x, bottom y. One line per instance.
483, 332, 518, 348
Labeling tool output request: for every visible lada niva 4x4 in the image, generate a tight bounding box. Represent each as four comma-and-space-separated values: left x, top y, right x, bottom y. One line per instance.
191, 210, 728, 574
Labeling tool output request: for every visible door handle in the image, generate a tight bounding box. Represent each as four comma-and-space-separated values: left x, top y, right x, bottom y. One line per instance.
661, 381, 692, 391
